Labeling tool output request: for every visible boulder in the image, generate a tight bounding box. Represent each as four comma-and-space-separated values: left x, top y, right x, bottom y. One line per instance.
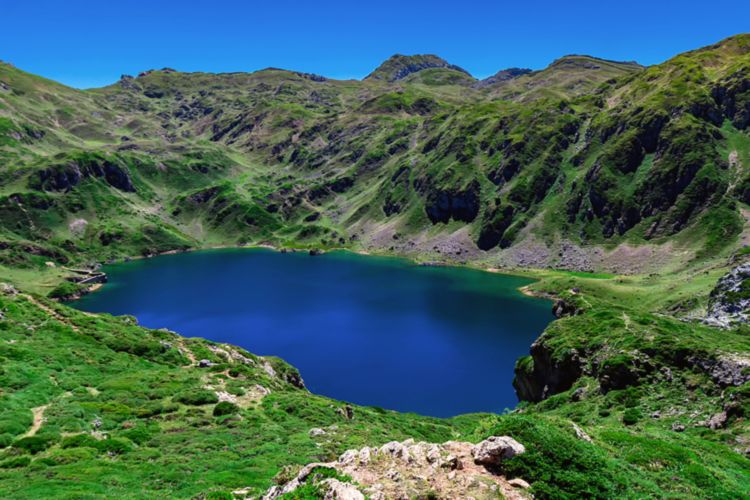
319, 478, 364, 500
508, 478, 531, 489
707, 411, 728, 430
471, 436, 525, 466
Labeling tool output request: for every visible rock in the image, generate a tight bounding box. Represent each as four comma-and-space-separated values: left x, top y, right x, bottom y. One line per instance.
440, 453, 459, 470
37, 158, 136, 193
339, 449, 359, 465
319, 478, 364, 500
380, 441, 410, 461
514, 338, 584, 402
689, 355, 750, 387
552, 299, 580, 318
651, 411, 661, 419
707, 411, 728, 430
572, 423, 593, 443
1, 283, 18, 296
508, 478, 531, 489
68, 218, 88, 237
474, 67, 532, 88
571, 387, 586, 401
671, 422, 686, 432
309, 248, 324, 256
198, 359, 214, 368
358, 447, 372, 465
471, 436, 525, 466
705, 263, 750, 327
337, 405, 354, 420
309, 427, 326, 437
424, 181, 480, 224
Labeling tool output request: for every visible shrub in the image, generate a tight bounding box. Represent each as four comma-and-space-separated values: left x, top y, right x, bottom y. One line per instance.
213, 402, 239, 417
48, 281, 83, 299
478, 415, 621, 498
95, 437, 133, 455
48, 447, 97, 465
204, 492, 233, 500
0, 456, 31, 469
174, 390, 219, 406
0, 419, 27, 436
121, 426, 153, 445
61, 434, 99, 449
0, 433, 13, 448
13, 435, 57, 454
622, 408, 642, 426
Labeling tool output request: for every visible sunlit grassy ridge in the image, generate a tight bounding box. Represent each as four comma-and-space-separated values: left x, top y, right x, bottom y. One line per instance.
1, 34, 750, 497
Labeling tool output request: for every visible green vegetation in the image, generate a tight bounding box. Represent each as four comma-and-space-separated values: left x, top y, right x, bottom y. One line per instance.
1, 34, 750, 497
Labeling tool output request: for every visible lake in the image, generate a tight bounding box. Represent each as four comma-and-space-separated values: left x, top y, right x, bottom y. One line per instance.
72, 249, 552, 417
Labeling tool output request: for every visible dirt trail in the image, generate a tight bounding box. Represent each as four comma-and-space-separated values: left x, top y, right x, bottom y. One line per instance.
23, 405, 49, 438
22, 294, 80, 333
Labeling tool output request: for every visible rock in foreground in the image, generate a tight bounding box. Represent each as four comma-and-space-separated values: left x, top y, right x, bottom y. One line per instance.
257, 437, 528, 499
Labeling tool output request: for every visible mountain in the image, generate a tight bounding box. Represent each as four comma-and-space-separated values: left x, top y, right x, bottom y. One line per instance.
364, 53, 473, 82
474, 67, 532, 87
1, 35, 750, 498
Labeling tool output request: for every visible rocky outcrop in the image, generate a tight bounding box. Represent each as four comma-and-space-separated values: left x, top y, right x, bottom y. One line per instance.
424, 181, 480, 224
365, 54, 472, 82
472, 436, 525, 466
705, 263, 750, 327
688, 355, 750, 387
476, 203, 515, 250
36, 157, 135, 193
474, 68, 533, 88
514, 337, 584, 402
259, 437, 529, 500
552, 299, 581, 318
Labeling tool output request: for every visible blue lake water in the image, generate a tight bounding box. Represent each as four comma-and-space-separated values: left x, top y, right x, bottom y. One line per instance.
72, 249, 552, 417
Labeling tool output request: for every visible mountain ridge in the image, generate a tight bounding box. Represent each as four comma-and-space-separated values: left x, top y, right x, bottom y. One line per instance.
1, 34, 750, 498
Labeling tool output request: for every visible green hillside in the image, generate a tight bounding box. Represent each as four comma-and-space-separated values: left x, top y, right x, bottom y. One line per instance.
1, 34, 750, 498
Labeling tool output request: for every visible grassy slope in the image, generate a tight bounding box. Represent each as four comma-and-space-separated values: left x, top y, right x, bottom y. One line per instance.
0, 35, 750, 497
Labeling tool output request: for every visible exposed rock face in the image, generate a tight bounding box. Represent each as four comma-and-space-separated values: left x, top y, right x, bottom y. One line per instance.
689, 355, 750, 387
37, 158, 135, 193
260, 438, 529, 500
424, 181, 480, 224
514, 336, 584, 402
707, 411, 728, 430
705, 263, 750, 327
472, 436, 526, 466
476, 204, 515, 250
475, 67, 533, 88
552, 299, 580, 318
365, 54, 472, 82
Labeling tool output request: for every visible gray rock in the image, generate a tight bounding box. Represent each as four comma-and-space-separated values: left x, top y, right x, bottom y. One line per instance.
707, 411, 728, 430
705, 263, 750, 327
471, 436, 525, 466
689, 356, 750, 387
319, 478, 364, 500
671, 422, 686, 432
198, 359, 214, 368
508, 478, 531, 489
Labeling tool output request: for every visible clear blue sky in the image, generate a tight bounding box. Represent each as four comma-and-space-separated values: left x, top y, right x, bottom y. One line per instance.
2, 0, 748, 88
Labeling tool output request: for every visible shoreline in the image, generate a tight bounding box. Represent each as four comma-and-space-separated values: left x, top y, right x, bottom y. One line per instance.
67, 242, 552, 304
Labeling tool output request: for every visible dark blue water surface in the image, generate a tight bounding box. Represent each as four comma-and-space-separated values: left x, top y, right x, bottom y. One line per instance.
73, 249, 552, 417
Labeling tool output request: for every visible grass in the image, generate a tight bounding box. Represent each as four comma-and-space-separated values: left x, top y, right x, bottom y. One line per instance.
1, 34, 750, 498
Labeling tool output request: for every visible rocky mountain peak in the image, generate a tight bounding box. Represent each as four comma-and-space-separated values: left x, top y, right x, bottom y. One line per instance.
365, 54, 472, 82
548, 54, 642, 71
475, 67, 533, 88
